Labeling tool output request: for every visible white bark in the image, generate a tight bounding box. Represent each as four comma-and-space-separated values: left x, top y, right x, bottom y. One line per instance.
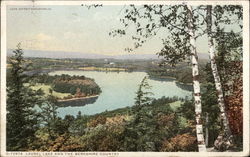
187, 5, 207, 152
206, 6, 233, 149
205, 112, 209, 146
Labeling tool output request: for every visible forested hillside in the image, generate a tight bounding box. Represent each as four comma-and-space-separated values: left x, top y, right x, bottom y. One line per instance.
34, 74, 101, 99
5, 3, 244, 153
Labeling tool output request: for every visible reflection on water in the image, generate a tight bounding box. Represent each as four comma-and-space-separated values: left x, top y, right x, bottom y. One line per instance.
49, 71, 192, 117
148, 76, 176, 82
175, 82, 193, 91
57, 96, 99, 107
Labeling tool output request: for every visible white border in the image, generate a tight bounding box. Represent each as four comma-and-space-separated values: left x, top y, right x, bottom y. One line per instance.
1, 1, 7, 155
242, 0, 250, 155
0, 0, 247, 6
1, 1, 249, 157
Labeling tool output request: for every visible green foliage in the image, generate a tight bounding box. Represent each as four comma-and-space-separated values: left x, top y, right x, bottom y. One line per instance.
53, 82, 100, 95
110, 4, 242, 67
110, 5, 194, 66
6, 5, 243, 152
6, 44, 44, 151
176, 99, 195, 120
122, 97, 195, 151
29, 96, 196, 151
176, 95, 220, 147
69, 113, 89, 136
147, 61, 208, 84
32, 73, 101, 97
122, 109, 159, 151
202, 30, 243, 148
199, 25, 243, 148
80, 125, 124, 151
121, 95, 187, 151
6, 48, 83, 150
39, 94, 58, 126
33, 74, 57, 84
135, 76, 153, 106
87, 116, 107, 128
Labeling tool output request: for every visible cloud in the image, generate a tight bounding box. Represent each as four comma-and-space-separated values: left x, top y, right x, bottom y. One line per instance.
63, 31, 76, 39
20, 33, 55, 50
35, 33, 54, 41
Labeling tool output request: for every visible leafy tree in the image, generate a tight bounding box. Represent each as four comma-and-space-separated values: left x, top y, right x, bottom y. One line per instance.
122, 98, 189, 151
87, 116, 107, 128
84, 126, 123, 151
201, 35, 242, 150
161, 133, 197, 151
111, 4, 207, 151
205, 5, 242, 150
134, 76, 153, 106
6, 43, 43, 150
111, 4, 243, 151
201, 82, 220, 147
121, 79, 186, 151
224, 62, 242, 147
38, 93, 58, 139
199, 5, 242, 150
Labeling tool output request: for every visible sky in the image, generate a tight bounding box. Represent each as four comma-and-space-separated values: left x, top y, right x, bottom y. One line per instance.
6, 5, 241, 56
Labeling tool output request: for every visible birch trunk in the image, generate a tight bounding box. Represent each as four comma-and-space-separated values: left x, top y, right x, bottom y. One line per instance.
205, 112, 209, 146
187, 5, 206, 152
206, 5, 233, 150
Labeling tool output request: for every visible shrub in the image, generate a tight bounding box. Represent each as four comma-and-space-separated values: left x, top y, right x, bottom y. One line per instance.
87, 116, 107, 128
161, 133, 197, 152
80, 125, 124, 151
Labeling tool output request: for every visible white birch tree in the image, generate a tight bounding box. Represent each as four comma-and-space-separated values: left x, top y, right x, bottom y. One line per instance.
186, 5, 206, 152
110, 3, 242, 151
206, 5, 233, 150
205, 5, 242, 150
111, 4, 207, 152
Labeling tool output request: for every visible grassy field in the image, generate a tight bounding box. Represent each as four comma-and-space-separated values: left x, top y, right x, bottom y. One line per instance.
169, 100, 188, 127
30, 83, 72, 99
169, 100, 182, 111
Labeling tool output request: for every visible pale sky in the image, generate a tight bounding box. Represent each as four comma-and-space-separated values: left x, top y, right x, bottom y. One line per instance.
6, 5, 241, 56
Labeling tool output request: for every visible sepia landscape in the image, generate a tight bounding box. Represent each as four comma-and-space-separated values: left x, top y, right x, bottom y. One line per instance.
4, 3, 244, 153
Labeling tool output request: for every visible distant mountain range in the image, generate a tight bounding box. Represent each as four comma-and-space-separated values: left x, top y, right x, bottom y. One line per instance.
7, 49, 209, 60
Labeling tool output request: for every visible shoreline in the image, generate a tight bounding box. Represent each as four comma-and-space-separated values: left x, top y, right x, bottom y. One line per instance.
57, 95, 99, 102
148, 75, 193, 86
175, 80, 193, 86
25, 68, 193, 86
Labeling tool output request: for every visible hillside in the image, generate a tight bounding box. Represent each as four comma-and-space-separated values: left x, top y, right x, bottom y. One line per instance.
7, 49, 210, 60
29, 96, 199, 151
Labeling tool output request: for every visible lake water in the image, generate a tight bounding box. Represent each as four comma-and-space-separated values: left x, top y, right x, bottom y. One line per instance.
49, 71, 192, 117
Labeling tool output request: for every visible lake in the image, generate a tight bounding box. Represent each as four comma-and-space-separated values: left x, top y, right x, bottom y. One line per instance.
49, 71, 192, 117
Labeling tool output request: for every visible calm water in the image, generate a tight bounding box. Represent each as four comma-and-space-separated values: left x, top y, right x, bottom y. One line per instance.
49, 71, 192, 117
